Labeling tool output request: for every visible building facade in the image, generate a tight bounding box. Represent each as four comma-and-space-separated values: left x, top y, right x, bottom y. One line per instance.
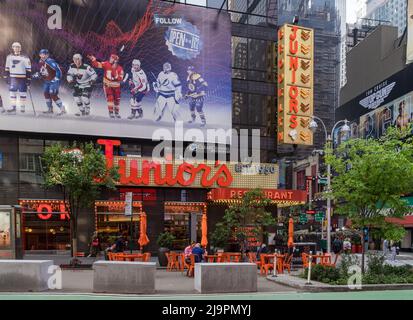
365, 0, 407, 37
337, 24, 413, 251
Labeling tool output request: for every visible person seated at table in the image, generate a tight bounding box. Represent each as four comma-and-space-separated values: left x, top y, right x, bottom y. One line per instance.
110, 232, 128, 253
184, 241, 196, 263
191, 243, 205, 262
256, 243, 269, 260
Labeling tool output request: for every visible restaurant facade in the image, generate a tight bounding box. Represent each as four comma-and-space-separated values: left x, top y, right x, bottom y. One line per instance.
0, 0, 321, 256
0, 134, 307, 254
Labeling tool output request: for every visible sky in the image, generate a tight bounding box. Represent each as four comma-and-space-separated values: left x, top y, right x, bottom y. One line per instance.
346, 0, 360, 24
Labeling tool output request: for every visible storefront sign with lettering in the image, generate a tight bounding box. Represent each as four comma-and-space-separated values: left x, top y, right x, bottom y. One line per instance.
277, 24, 314, 145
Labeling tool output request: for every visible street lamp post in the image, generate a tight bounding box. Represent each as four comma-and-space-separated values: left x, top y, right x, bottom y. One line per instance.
309, 116, 350, 253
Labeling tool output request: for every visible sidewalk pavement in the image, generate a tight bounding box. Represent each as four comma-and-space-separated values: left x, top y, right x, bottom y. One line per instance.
58, 269, 296, 294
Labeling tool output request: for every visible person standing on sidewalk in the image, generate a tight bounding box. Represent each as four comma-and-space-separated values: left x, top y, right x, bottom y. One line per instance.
332, 236, 343, 264
88, 232, 100, 257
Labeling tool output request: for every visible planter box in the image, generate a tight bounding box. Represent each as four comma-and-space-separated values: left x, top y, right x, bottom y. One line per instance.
93, 261, 156, 294
194, 263, 257, 294
0, 260, 53, 292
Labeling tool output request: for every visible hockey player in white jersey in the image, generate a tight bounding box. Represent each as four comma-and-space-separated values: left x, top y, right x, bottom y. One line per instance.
66, 54, 97, 116
124, 59, 149, 120
153, 62, 182, 122
3, 42, 31, 114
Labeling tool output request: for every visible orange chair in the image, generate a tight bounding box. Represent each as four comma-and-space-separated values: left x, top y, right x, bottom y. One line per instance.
275, 254, 286, 274
166, 252, 173, 271
262, 254, 275, 275
217, 253, 227, 263
282, 254, 293, 274
259, 254, 267, 275
301, 253, 309, 268
187, 254, 196, 277
171, 252, 181, 271
320, 253, 336, 267
181, 253, 191, 272
143, 252, 151, 262
227, 253, 241, 262
247, 252, 255, 263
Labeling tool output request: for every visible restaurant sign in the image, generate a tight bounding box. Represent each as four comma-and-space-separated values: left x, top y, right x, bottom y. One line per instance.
277, 24, 314, 145
208, 188, 307, 202
98, 139, 279, 189
19, 200, 69, 221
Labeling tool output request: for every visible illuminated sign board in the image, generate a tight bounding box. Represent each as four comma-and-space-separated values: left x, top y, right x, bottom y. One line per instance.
277, 24, 314, 145
98, 139, 279, 189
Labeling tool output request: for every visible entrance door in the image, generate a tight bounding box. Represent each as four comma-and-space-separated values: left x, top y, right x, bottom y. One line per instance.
164, 202, 205, 250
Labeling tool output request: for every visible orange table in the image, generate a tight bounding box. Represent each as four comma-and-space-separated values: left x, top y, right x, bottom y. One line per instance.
168, 252, 185, 271
221, 253, 241, 262
264, 254, 285, 274
205, 255, 219, 263
308, 254, 326, 265
121, 254, 144, 261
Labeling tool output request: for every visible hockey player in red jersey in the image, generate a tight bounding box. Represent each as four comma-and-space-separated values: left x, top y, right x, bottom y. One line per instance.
87, 53, 124, 119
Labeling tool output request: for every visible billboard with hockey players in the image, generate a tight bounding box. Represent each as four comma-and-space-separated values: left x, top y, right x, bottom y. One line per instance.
0, 0, 231, 142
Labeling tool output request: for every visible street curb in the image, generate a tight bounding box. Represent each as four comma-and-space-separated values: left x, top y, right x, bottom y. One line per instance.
266, 275, 413, 292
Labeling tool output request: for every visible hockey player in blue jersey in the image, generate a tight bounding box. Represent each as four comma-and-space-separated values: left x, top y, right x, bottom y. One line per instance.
33, 49, 66, 115
185, 66, 207, 127
3, 42, 31, 114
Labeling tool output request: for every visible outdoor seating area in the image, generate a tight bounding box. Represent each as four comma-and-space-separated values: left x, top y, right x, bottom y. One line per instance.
301, 252, 336, 268
107, 252, 151, 262
164, 252, 251, 277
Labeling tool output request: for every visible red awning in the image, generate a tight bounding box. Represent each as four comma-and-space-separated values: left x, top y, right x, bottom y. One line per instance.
387, 216, 413, 227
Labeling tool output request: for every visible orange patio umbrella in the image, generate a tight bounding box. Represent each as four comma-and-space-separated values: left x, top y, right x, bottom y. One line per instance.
138, 212, 150, 249
287, 218, 294, 248
201, 213, 208, 247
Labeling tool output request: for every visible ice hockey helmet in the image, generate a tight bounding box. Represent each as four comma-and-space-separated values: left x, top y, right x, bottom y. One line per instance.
163, 62, 172, 72
11, 42, 21, 49
39, 49, 49, 55
110, 54, 119, 63
132, 59, 141, 67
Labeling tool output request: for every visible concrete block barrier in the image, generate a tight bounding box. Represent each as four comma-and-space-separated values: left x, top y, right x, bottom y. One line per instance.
194, 263, 257, 294
0, 260, 53, 292
93, 261, 156, 294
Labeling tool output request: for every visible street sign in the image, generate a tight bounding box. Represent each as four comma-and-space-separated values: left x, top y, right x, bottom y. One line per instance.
299, 214, 308, 224
124, 192, 132, 216
318, 177, 327, 185
315, 211, 325, 222
306, 210, 316, 215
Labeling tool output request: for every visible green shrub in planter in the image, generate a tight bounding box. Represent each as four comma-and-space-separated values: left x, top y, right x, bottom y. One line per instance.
304, 264, 340, 283
366, 252, 386, 275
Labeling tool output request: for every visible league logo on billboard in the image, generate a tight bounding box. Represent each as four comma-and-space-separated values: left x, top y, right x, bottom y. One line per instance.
164, 21, 203, 60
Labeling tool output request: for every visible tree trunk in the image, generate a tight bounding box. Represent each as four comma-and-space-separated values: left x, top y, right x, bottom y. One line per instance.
70, 214, 77, 258
361, 231, 365, 274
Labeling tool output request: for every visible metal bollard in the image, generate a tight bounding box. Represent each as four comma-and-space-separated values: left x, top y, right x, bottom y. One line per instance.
271, 250, 278, 278
307, 251, 313, 285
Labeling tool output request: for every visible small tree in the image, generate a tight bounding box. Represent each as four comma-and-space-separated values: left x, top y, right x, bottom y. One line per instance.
325, 126, 413, 272
214, 189, 275, 254
42, 142, 119, 260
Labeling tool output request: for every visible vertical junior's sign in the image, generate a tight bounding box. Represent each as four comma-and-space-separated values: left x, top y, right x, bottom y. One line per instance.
277, 24, 314, 145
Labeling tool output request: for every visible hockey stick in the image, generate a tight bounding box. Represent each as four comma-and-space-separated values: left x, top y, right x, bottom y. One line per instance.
28, 87, 37, 116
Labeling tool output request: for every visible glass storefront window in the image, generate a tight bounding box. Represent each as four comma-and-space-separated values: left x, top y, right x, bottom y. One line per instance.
95, 201, 142, 251
164, 202, 205, 250
20, 200, 70, 251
